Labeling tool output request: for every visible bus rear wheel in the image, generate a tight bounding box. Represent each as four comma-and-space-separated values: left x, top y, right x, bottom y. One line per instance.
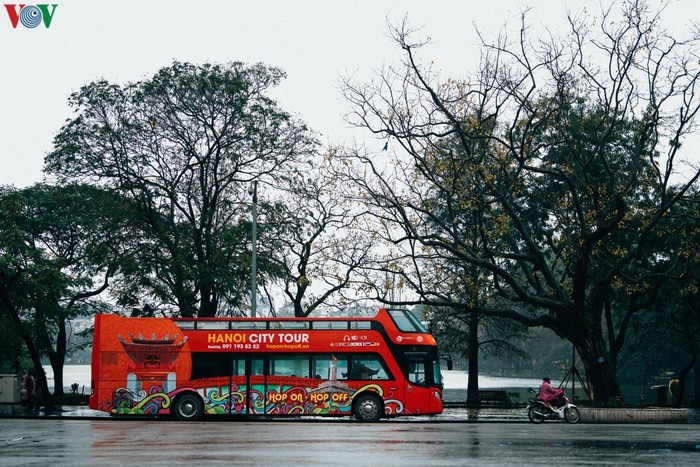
173, 393, 203, 421
353, 393, 383, 422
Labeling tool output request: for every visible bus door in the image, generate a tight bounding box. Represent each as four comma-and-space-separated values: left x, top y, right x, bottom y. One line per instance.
247, 355, 266, 415
266, 355, 312, 415
404, 353, 432, 414
230, 356, 247, 415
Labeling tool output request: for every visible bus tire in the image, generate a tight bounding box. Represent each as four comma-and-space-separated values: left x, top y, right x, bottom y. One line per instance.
353, 393, 383, 422
173, 393, 203, 421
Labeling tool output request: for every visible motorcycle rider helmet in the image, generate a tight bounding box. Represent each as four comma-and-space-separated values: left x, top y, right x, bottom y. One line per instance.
542, 377, 551, 382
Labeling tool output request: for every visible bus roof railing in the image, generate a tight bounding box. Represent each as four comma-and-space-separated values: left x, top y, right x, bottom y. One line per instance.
170, 308, 389, 331
169, 308, 430, 334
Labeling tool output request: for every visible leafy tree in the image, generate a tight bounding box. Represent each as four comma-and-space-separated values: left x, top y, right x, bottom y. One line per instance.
625, 192, 700, 407
0, 310, 30, 373
0, 184, 128, 398
45, 61, 318, 317
662, 228, 699, 408
341, 1, 700, 402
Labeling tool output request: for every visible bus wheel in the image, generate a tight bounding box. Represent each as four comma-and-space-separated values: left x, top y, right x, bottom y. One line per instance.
354, 393, 383, 422
173, 393, 203, 421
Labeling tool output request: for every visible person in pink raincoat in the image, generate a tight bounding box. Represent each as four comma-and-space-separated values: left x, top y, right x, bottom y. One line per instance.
539, 377, 564, 409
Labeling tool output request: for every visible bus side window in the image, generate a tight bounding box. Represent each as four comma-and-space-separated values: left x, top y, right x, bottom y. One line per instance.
348, 355, 390, 380
232, 357, 245, 376
311, 354, 348, 380
191, 353, 232, 380
270, 355, 310, 378
251, 356, 265, 376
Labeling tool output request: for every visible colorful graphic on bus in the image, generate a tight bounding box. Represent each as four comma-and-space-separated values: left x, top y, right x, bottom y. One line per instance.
89, 308, 443, 421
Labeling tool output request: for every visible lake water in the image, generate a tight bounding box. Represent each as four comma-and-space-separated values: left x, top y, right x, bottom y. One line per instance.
441, 371, 541, 390
46, 365, 543, 393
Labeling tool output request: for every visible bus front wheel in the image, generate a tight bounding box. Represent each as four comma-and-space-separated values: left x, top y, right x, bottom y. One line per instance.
173, 393, 203, 421
353, 393, 383, 422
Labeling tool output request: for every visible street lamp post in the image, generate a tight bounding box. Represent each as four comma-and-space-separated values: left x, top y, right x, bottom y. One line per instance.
249, 181, 258, 318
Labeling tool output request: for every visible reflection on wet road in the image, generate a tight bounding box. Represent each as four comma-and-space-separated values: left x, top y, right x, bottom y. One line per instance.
1, 419, 698, 466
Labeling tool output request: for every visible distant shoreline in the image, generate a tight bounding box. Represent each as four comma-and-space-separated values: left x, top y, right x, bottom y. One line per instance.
44, 365, 542, 392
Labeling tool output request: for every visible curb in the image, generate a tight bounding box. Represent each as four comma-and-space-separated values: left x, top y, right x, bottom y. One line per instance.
580, 407, 689, 423
0, 404, 695, 423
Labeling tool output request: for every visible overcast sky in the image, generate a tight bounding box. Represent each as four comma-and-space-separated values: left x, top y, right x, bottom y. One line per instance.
1, 0, 698, 188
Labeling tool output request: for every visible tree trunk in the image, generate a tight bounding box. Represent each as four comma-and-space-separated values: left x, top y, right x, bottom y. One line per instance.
466, 312, 480, 405
175, 286, 197, 318
199, 283, 216, 317
575, 338, 622, 403
49, 355, 64, 397
292, 281, 309, 317
294, 302, 304, 318
49, 317, 67, 396
673, 353, 697, 408
18, 325, 52, 407
1, 296, 53, 408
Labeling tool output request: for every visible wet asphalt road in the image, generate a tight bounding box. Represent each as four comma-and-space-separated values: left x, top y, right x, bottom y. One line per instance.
0, 418, 698, 466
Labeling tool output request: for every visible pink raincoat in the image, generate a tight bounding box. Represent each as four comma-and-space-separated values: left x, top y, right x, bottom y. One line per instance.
539, 380, 564, 405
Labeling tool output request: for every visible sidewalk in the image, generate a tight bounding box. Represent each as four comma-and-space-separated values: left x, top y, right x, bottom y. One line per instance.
2, 403, 697, 423
0, 403, 527, 421
0, 403, 108, 419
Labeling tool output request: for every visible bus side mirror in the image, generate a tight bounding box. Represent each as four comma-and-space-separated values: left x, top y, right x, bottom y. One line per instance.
446, 356, 453, 371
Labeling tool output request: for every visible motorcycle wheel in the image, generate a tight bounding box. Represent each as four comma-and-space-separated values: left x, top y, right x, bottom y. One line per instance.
564, 406, 580, 424
527, 405, 545, 423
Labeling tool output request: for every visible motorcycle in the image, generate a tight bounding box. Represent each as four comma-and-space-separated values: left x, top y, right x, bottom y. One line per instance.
527, 393, 580, 424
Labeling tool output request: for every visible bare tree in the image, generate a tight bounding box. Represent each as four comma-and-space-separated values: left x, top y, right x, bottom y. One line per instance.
340, 1, 700, 402
266, 152, 374, 316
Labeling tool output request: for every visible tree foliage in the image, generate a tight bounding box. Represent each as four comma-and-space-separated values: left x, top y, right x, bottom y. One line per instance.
0, 184, 128, 398
45, 61, 318, 317
623, 191, 700, 406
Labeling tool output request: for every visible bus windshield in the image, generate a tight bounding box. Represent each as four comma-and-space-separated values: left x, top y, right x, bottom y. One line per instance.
433, 357, 443, 386
388, 309, 428, 333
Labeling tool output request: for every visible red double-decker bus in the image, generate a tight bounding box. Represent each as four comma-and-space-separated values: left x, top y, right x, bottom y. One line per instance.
89, 308, 444, 421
